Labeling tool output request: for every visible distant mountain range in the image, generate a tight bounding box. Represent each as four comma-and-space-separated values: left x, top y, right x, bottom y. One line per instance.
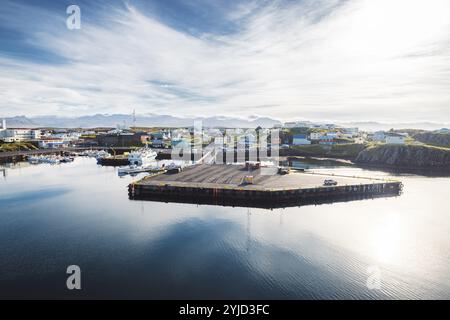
1, 114, 448, 131
0, 114, 282, 129
338, 121, 450, 131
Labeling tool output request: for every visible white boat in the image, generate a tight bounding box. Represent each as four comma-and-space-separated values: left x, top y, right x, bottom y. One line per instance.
128, 147, 157, 166
60, 156, 74, 163
27, 156, 41, 164
164, 162, 184, 174
118, 164, 160, 175
118, 159, 187, 176
42, 156, 60, 164
28, 155, 60, 164
95, 150, 111, 160
80, 150, 96, 157
80, 150, 110, 159
160, 160, 191, 170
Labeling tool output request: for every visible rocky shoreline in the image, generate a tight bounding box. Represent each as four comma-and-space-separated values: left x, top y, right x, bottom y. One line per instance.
282, 143, 450, 172
354, 144, 450, 171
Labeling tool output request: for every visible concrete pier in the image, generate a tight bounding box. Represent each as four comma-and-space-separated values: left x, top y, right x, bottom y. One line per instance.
128, 164, 402, 209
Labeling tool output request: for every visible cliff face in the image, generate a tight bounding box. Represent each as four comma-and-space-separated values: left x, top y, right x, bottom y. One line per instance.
413, 132, 450, 148
355, 145, 450, 169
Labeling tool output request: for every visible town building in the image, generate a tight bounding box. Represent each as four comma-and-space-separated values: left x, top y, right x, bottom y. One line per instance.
319, 137, 335, 145
0, 119, 6, 139
38, 139, 70, 149
324, 132, 340, 139
96, 132, 148, 147
0, 122, 42, 142
385, 134, 406, 144
309, 132, 322, 140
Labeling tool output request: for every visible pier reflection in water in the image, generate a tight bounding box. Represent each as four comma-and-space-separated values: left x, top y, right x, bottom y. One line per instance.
0, 158, 449, 299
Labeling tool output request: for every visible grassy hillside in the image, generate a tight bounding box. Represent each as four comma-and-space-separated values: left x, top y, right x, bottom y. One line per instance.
0, 142, 38, 152
285, 143, 367, 159
413, 132, 450, 148
355, 144, 450, 169
284, 142, 450, 170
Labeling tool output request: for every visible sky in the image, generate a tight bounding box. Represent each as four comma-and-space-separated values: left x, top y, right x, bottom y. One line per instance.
0, 0, 449, 123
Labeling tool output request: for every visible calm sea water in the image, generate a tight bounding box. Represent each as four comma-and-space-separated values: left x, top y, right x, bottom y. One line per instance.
0, 158, 449, 299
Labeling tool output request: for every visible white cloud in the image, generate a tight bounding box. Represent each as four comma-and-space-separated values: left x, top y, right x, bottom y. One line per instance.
0, 0, 449, 122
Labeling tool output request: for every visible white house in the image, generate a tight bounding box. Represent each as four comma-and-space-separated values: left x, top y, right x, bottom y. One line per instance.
82, 130, 96, 135
38, 139, 70, 149
309, 132, 322, 140
385, 134, 405, 144
0, 119, 6, 134
0, 127, 41, 142
49, 132, 81, 141
342, 127, 359, 137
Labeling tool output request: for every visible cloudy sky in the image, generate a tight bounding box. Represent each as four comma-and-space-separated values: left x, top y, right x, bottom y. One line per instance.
0, 0, 449, 122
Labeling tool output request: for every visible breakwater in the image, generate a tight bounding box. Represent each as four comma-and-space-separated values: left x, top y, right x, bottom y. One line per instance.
128, 164, 402, 209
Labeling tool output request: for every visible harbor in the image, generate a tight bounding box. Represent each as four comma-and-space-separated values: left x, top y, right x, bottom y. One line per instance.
129, 163, 403, 209
0, 144, 403, 209
0, 147, 173, 164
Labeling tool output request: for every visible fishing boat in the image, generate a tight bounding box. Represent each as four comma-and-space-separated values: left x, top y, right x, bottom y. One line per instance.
127, 147, 157, 166
95, 150, 111, 160
28, 154, 75, 165
80, 150, 110, 159
60, 156, 75, 163
37, 156, 60, 164
27, 156, 41, 164
79, 150, 96, 157
164, 162, 184, 174
117, 164, 161, 176
42, 156, 60, 164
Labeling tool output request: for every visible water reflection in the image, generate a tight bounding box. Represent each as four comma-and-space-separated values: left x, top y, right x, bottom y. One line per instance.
371, 215, 404, 264
0, 158, 449, 299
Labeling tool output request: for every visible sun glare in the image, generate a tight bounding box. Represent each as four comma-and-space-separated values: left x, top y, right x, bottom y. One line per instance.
334, 0, 450, 58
